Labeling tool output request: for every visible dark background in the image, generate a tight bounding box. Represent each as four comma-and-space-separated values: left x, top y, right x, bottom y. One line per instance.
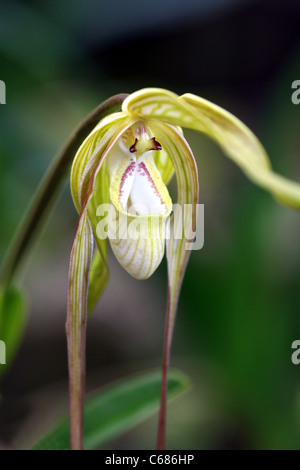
0, 0, 300, 449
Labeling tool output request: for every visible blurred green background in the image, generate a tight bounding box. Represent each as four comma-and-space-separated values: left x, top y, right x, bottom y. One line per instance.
1, 0, 300, 449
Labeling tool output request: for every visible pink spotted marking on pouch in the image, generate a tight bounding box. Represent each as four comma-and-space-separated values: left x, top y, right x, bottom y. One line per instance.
119, 159, 136, 202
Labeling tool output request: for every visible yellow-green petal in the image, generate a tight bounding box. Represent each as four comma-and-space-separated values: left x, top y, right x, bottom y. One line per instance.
67, 120, 136, 448
154, 148, 174, 186
71, 112, 128, 212
150, 121, 199, 346
150, 121, 198, 448
181, 93, 300, 209
123, 88, 300, 210
87, 159, 110, 314
87, 247, 108, 315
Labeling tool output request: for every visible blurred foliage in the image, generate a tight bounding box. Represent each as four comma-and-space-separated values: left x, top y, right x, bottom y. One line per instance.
31, 369, 190, 450
0, 285, 27, 379
0, 0, 300, 450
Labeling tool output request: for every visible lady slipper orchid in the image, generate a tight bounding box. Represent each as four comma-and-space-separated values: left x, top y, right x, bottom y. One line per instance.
66, 88, 300, 450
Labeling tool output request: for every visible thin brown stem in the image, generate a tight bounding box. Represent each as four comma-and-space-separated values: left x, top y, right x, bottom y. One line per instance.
156, 293, 172, 450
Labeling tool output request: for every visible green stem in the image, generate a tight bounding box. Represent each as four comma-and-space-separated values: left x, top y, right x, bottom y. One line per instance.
0, 94, 129, 288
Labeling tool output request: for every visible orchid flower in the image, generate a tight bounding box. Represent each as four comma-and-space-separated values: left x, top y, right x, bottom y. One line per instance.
66, 88, 300, 450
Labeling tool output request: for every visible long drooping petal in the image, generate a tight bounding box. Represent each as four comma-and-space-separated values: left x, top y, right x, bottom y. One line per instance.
71, 113, 128, 314
151, 122, 199, 346
67, 118, 135, 449
66, 212, 93, 450
181, 93, 300, 209
123, 88, 300, 209
150, 121, 199, 449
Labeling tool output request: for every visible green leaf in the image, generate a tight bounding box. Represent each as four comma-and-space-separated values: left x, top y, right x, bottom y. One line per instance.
0, 284, 27, 377
31, 369, 191, 450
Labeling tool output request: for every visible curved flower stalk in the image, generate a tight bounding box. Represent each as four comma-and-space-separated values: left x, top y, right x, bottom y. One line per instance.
67, 88, 300, 450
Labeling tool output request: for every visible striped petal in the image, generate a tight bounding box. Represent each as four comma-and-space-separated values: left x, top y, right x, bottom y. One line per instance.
71, 112, 128, 212
150, 121, 199, 349
103, 125, 173, 279
149, 121, 199, 449
67, 119, 135, 449
66, 212, 93, 450
71, 114, 135, 314
123, 88, 300, 209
